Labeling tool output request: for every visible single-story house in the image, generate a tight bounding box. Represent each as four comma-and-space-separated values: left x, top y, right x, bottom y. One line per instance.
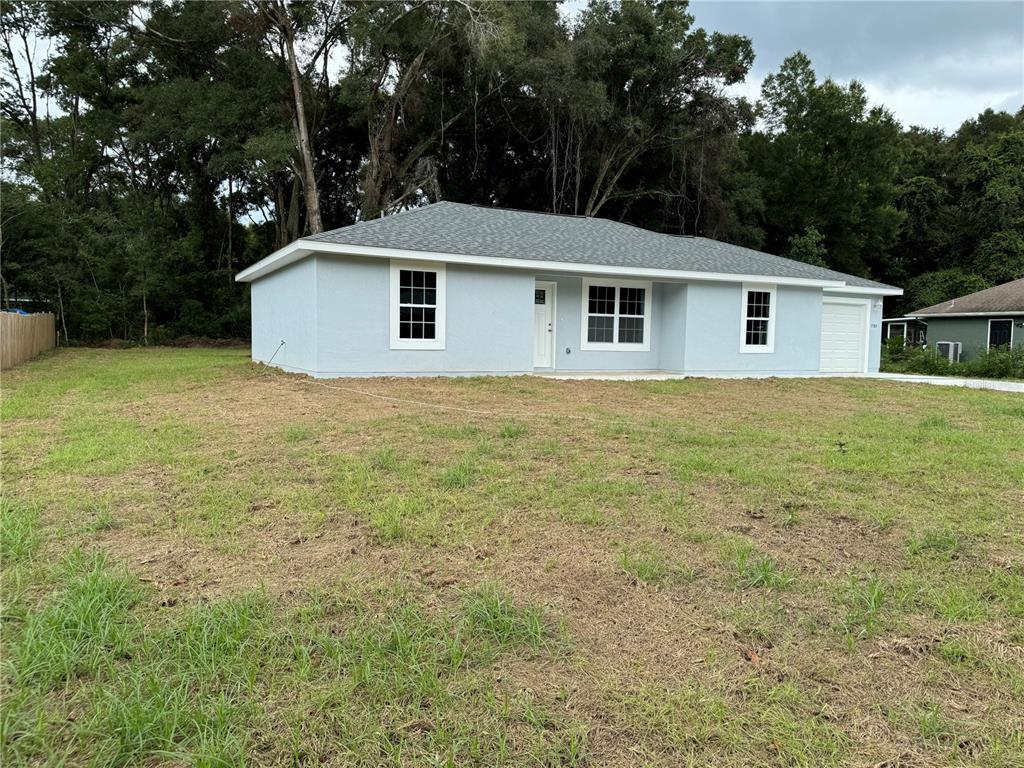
235, 202, 901, 378
881, 317, 927, 347
908, 277, 1024, 362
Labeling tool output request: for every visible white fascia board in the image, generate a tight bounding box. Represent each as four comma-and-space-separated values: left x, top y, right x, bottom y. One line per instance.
824, 286, 903, 297
235, 241, 313, 282
910, 311, 1024, 318
239, 239, 855, 288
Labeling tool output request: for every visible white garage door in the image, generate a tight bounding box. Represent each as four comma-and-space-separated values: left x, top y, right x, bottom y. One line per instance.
820, 300, 867, 373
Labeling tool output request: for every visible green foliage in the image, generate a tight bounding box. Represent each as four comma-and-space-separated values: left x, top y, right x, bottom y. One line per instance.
882, 343, 1024, 380
902, 268, 991, 313
2, 2, 1022, 338
785, 225, 828, 267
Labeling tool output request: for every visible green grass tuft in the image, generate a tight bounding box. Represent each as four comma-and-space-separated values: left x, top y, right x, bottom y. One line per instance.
0, 499, 40, 564
619, 543, 695, 587
499, 420, 528, 439
460, 584, 547, 649
840, 575, 887, 641
907, 527, 961, 559
439, 458, 477, 490
734, 548, 794, 590
8, 553, 145, 686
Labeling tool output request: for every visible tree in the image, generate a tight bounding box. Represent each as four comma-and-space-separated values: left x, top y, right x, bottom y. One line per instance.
785, 226, 827, 267
746, 52, 903, 278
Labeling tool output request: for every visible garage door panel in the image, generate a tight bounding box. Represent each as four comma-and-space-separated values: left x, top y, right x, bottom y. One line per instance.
820, 301, 867, 373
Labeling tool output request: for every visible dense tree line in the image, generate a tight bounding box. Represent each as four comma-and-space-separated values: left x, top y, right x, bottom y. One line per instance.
2, 0, 1021, 343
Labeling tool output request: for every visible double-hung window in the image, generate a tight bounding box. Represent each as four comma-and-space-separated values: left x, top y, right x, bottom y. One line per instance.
740, 283, 776, 353
390, 261, 445, 350
581, 279, 652, 351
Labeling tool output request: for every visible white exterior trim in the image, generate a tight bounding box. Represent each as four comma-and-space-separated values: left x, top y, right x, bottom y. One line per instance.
739, 283, 777, 354
987, 318, 1015, 350
389, 260, 446, 350
534, 280, 557, 369
579, 277, 653, 352
911, 311, 1024, 318
823, 286, 902, 296
822, 296, 872, 373
235, 239, 900, 292
887, 321, 907, 339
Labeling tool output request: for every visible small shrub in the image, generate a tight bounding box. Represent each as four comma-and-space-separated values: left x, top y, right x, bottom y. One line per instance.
882, 342, 1024, 380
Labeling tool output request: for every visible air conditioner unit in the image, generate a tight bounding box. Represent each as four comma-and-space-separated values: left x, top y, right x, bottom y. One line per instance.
935, 341, 961, 362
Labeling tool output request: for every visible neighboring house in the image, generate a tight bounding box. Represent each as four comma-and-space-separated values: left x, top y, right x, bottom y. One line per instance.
235, 202, 900, 378
909, 278, 1024, 362
882, 317, 927, 346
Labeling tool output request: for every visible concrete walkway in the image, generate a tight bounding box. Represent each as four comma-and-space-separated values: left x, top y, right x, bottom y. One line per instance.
534, 370, 1024, 393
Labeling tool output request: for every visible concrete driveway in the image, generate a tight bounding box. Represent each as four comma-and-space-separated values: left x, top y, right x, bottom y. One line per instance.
535, 370, 1024, 393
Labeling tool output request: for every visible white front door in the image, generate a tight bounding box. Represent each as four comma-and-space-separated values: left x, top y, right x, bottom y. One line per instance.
533, 281, 555, 368
820, 299, 869, 373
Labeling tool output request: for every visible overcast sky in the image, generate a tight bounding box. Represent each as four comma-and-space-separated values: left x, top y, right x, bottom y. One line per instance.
564, 1, 1024, 133
688, 1, 1024, 132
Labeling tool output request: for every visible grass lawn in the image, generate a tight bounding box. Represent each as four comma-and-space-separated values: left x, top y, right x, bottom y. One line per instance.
2, 348, 1023, 767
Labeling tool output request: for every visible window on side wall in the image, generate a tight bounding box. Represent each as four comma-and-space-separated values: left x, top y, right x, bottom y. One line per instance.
740, 283, 776, 353
390, 261, 445, 350
581, 279, 652, 351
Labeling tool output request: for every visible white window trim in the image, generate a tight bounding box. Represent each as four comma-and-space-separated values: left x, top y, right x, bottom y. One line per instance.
739, 283, 777, 354
579, 278, 653, 352
887, 321, 907, 340
987, 318, 1014, 350
389, 259, 445, 350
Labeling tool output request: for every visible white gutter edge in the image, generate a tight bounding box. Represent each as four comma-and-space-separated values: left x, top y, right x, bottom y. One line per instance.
235, 239, 900, 294
909, 311, 1024, 318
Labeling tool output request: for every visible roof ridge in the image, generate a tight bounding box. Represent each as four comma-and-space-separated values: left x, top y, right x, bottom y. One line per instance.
313, 202, 446, 239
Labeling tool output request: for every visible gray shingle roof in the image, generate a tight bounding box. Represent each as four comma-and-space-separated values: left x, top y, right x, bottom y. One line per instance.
912, 278, 1024, 315
304, 201, 896, 290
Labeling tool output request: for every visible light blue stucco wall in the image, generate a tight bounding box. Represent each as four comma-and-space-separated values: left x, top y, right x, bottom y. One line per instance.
249, 253, 888, 376
314, 255, 534, 376
538, 274, 665, 371
250, 258, 317, 374
682, 283, 824, 374
657, 283, 687, 372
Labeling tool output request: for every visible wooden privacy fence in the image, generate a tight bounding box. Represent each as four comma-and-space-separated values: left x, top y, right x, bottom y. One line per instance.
1, 312, 56, 370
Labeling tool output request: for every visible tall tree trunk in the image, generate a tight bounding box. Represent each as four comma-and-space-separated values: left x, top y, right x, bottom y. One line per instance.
142, 279, 149, 347
56, 279, 68, 345
226, 175, 233, 284
275, 6, 323, 234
